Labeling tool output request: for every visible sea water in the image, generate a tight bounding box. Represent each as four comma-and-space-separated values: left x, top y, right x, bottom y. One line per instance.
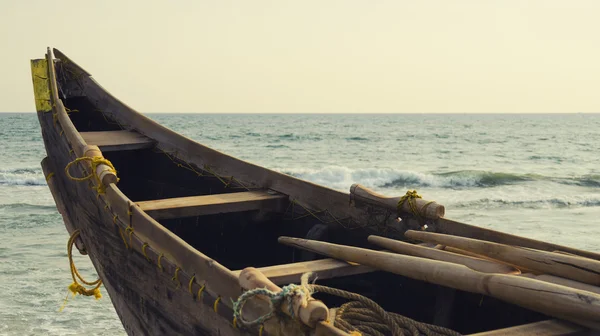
1, 113, 599, 335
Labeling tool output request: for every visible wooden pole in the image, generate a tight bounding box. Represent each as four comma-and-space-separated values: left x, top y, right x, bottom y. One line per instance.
368, 235, 519, 274
405, 230, 600, 286
238, 267, 329, 328
349, 184, 444, 219
278, 237, 600, 329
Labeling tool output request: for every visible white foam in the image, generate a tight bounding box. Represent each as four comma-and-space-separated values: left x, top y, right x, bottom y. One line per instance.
0, 168, 46, 186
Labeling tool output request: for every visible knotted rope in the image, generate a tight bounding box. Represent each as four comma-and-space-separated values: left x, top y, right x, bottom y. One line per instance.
233, 273, 461, 336
398, 190, 436, 226
59, 230, 102, 311
233, 273, 314, 329
64, 156, 119, 194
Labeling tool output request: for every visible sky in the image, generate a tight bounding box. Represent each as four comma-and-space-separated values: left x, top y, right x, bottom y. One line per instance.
1, 0, 599, 113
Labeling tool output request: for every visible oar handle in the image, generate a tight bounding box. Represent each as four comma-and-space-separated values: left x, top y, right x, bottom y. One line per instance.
238, 267, 329, 328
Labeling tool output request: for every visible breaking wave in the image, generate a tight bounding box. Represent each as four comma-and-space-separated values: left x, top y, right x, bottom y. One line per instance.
0, 168, 46, 186
276, 166, 600, 190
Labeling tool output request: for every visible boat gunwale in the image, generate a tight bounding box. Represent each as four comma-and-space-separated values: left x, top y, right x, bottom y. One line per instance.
53, 46, 600, 263
38, 49, 274, 331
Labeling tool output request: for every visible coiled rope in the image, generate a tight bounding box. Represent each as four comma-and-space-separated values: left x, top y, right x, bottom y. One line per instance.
59, 230, 102, 311
233, 273, 460, 336
312, 285, 461, 336
64, 156, 119, 194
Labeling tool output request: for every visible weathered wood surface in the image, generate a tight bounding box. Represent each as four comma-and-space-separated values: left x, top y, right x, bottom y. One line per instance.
433, 218, 600, 261
80, 130, 155, 152
519, 273, 600, 295
137, 190, 287, 220
233, 258, 374, 286
350, 184, 445, 219
53, 48, 410, 238
54, 46, 600, 265
239, 267, 329, 328
368, 235, 519, 274
42, 49, 349, 336
468, 319, 592, 336
405, 230, 600, 286
37, 51, 247, 335
38, 114, 242, 335
278, 237, 600, 330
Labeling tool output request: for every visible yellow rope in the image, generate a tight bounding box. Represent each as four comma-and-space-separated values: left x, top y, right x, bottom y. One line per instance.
142, 243, 151, 261
259, 325, 264, 336
45, 172, 55, 182
118, 227, 129, 249
197, 284, 206, 300
233, 316, 238, 329
157, 253, 164, 271
172, 267, 181, 289
125, 227, 134, 248
64, 156, 119, 194
397, 190, 423, 219
213, 296, 222, 313
188, 275, 196, 295
59, 230, 102, 311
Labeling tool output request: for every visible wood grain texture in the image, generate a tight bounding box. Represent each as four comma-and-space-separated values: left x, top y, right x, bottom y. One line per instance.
405, 230, 600, 286
468, 319, 591, 336
350, 183, 445, 219
52, 48, 412, 240
433, 218, 600, 261
233, 258, 374, 286
80, 130, 155, 152
278, 237, 600, 330
37, 114, 241, 335
368, 235, 519, 274
137, 190, 287, 220
238, 267, 329, 328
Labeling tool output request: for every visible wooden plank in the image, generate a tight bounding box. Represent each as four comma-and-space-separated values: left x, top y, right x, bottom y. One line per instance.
233, 258, 374, 285
468, 319, 590, 336
80, 130, 155, 151
137, 190, 288, 220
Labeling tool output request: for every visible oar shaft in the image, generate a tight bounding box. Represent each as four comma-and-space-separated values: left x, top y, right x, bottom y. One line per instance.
368, 235, 519, 274
405, 230, 600, 286
278, 236, 600, 329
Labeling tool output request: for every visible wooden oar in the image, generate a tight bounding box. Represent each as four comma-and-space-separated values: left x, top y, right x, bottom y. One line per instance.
405, 230, 600, 286
238, 267, 329, 328
438, 245, 541, 274
368, 235, 519, 274
278, 236, 600, 329
519, 273, 600, 295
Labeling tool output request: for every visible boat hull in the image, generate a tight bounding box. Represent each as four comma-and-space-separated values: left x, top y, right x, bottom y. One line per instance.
38, 112, 240, 335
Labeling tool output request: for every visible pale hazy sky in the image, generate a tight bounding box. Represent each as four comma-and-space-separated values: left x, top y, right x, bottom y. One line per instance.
1, 1, 599, 113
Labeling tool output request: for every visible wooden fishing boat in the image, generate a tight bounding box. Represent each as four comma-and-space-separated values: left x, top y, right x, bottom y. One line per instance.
31, 48, 600, 336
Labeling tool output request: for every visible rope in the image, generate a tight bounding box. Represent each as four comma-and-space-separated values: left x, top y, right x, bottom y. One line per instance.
397, 190, 422, 218
311, 285, 461, 336
59, 230, 102, 311
233, 274, 461, 336
397, 190, 437, 228
64, 156, 119, 194
233, 273, 314, 329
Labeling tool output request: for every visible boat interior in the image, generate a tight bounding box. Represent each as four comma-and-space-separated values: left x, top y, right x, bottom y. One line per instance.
52, 56, 589, 335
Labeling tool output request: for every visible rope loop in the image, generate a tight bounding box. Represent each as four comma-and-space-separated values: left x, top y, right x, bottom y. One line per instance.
59, 230, 102, 311
172, 267, 181, 289
233, 273, 314, 329
142, 243, 151, 261
64, 156, 119, 194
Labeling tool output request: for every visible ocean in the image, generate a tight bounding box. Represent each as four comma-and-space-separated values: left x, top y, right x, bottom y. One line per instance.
1, 112, 599, 335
